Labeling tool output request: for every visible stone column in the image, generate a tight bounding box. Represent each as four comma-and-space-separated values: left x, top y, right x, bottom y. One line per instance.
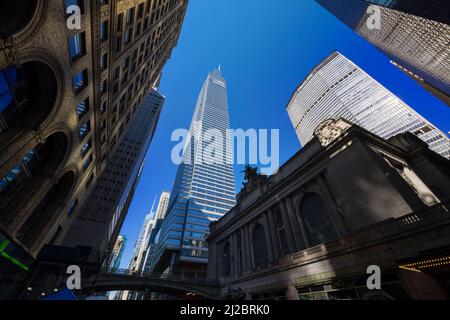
239, 230, 245, 276
207, 242, 218, 280
230, 233, 236, 277
286, 283, 299, 300
262, 212, 274, 263
285, 197, 309, 249
279, 199, 299, 252
217, 242, 223, 280
267, 209, 281, 259
244, 224, 253, 271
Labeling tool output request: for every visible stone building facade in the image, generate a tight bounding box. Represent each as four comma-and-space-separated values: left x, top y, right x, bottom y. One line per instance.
61, 89, 164, 256
207, 119, 450, 300
0, 0, 188, 262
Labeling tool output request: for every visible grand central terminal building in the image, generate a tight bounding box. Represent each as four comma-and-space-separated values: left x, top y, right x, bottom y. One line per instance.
207, 118, 450, 300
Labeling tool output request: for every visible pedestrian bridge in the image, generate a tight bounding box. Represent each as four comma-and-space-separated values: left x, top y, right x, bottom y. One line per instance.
81, 268, 220, 299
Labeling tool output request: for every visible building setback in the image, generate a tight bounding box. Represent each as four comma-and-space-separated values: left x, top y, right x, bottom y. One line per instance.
287, 51, 450, 159
207, 118, 450, 300
315, 0, 450, 105
149, 68, 236, 277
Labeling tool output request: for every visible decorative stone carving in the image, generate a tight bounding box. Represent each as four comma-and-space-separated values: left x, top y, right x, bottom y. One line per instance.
314, 118, 353, 147
237, 166, 267, 202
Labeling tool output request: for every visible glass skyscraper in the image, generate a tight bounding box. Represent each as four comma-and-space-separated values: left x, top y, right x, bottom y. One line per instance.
287, 51, 450, 159
151, 68, 236, 275
316, 0, 450, 106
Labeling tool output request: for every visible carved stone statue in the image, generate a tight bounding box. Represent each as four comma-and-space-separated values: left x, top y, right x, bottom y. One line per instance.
314, 118, 353, 147
237, 166, 267, 202
243, 165, 258, 184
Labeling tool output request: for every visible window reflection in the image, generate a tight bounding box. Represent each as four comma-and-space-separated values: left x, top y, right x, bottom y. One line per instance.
0, 144, 47, 210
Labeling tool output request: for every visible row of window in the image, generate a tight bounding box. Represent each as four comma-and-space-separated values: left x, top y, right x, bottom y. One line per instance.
221, 193, 339, 277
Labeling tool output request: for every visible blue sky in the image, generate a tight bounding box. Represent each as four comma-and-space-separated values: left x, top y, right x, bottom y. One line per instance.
118, 0, 450, 268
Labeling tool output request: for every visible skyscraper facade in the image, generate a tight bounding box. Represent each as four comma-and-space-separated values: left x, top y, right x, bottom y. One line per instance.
61, 89, 165, 256
155, 190, 171, 220
141, 191, 170, 273
150, 68, 236, 276
0, 0, 188, 261
316, 0, 450, 105
129, 212, 155, 273
287, 52, 450, 159
109, 235, 127, 269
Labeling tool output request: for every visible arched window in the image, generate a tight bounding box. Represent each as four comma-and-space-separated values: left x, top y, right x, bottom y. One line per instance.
17, 170, 75, 251
0, 61, 58, 134
253, 223, 269, 267
222, 242, 231, 277
0, 132, 68, 220
0, 0, 38, 38
301, 193, 338, 246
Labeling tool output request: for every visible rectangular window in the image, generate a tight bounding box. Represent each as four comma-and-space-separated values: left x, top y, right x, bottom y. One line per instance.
67, 199, 79, 216
68, 32, 86, 62
100, 53, 108, 70
135, 22, 142, 37
116, 13, 123, 33
86, 172, 94, 187
124, 57, 130, 69
100, 79, 107, 95
76, 98, 89, 120
100, 101, 107, 114
114, 67, 120, 79
79, 119, 91, 140
82, 154, 93, 171
115, 36, 122, 52
64, 0, 84, 14
81, 139, 92, 157
72, 69, 88, 93
122, 71, 128, 83
100, 20, 109, 41
126, 8, 135, 25
138, 3, 144, 18
124, 28, 132, 44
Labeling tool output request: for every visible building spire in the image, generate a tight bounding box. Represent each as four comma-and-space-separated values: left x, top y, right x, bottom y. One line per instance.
212, 65, 222, 76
